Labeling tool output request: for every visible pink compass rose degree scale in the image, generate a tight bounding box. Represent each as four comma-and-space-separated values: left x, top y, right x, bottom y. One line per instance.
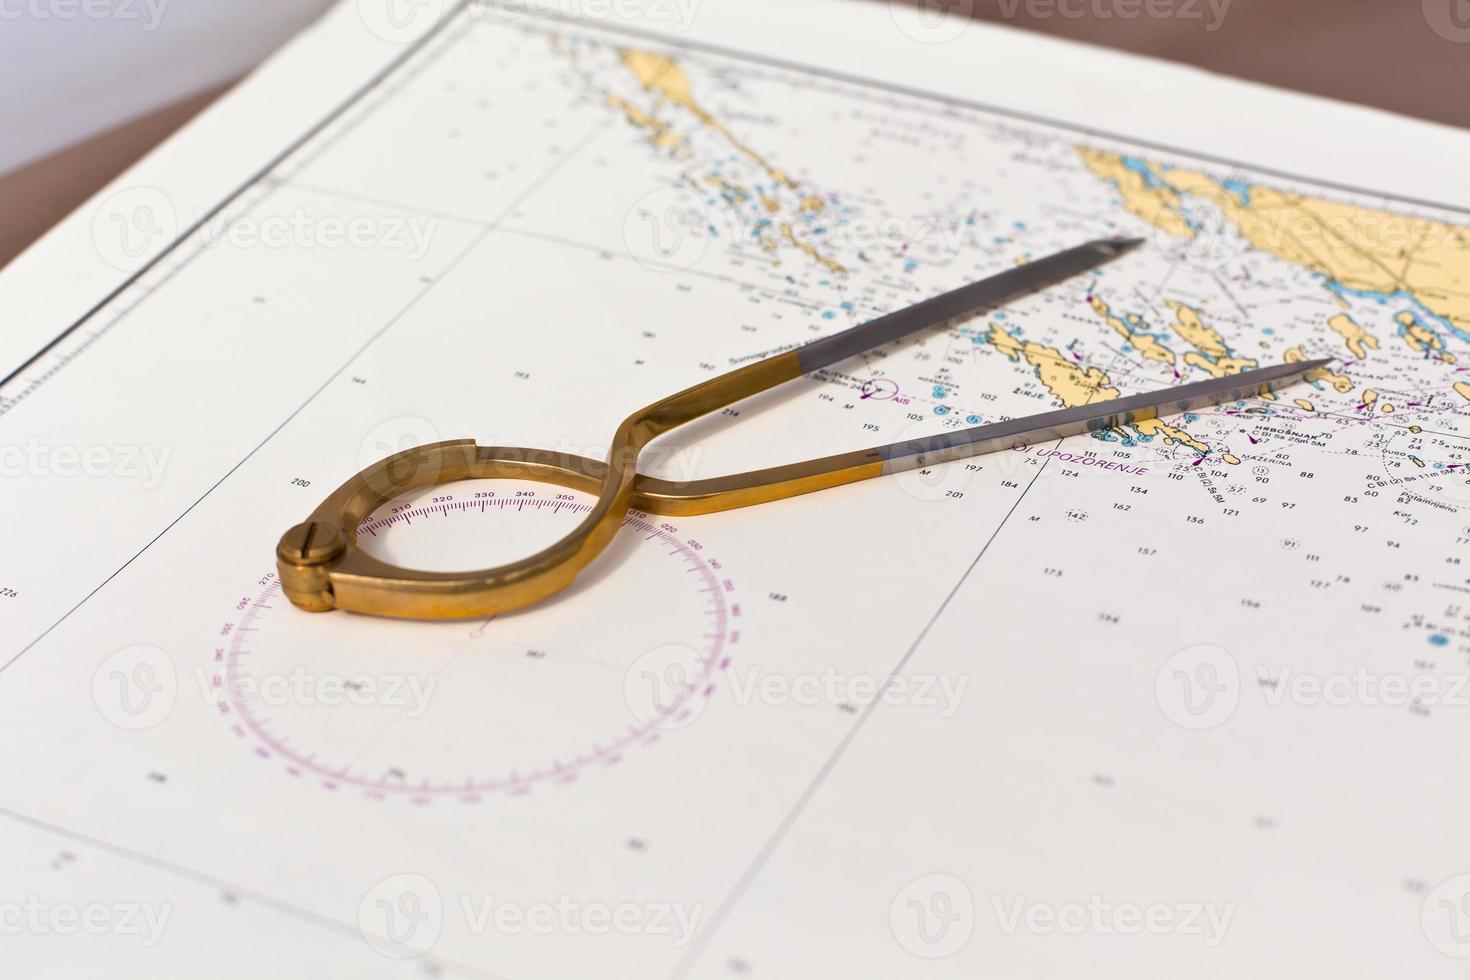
215, 486, 737, 803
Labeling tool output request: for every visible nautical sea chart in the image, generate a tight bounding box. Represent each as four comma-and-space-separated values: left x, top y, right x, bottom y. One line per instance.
549, 22, 1470, 655
5, 8, 1470, 977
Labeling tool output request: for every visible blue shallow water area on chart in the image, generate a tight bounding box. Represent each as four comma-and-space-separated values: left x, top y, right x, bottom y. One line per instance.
1121, 156, 1168, 189
1220, 178, 1253, 206
1322, 277, 1469, 344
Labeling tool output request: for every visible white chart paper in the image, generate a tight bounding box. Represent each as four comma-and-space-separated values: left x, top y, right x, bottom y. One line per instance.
2, 2, 1469, 976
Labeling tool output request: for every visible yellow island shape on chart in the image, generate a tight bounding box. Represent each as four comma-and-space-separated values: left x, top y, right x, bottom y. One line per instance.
1167, 300, 1229, 359
983, 324, 1120, 406
1081, 149, 1470, 414
615, 48, 843, 273
1327, 314, 1378, 360
1090, 295, 1261, 384
1284, 346, 1353, 392
622, 49, 800, 192
980, 324, 1216, 456
1088, 296, 1176, 365
1397, 311, 1454, 361
606, 94, 687, 155
1078, 148, 1470, 340
1168, 301, 1259, 378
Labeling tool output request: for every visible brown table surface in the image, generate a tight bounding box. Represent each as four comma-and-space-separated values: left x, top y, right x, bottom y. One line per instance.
885, 0, 1470, 131
2, 0, 1466, 269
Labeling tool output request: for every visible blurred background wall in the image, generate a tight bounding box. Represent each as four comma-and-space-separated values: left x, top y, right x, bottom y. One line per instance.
1, 0, 1466, 268
0, 0, 334, 265
885, 0, 1470, 131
